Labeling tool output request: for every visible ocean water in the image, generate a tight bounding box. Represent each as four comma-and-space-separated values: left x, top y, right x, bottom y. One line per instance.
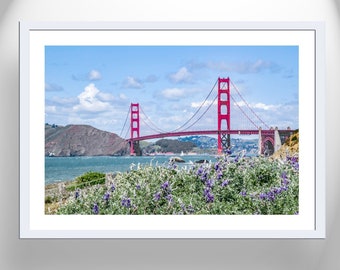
45, 155, 215, 184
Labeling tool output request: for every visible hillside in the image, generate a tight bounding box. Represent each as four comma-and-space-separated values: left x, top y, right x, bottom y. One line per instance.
45, 124, 128, 157
272, 130, 299, 160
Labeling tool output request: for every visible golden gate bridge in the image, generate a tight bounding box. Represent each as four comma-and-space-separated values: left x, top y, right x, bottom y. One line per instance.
119, 77, 295, 156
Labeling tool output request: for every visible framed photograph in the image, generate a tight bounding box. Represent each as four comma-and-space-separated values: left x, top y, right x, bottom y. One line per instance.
20, 21, 325, 238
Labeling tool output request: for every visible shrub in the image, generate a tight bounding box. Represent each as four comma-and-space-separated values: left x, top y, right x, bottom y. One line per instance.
66, 171, 106, 191
57, 155, 299, 215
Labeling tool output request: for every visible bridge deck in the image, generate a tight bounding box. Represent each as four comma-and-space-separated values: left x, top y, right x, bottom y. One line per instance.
127, 129, 289, 141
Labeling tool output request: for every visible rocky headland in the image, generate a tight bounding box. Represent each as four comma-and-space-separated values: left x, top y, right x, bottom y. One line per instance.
45, 124, 128, 157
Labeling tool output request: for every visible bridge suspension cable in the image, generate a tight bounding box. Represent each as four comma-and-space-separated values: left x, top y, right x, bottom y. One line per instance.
230, 94, 259, 129
230, 79, 270, 129
139, 105, 167, 133
180, 94, 218, 131
119, 106, 131, 138
168, 79, 218, 132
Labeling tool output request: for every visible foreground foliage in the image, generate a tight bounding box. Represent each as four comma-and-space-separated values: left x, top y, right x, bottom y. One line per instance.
56, 155, 299, 215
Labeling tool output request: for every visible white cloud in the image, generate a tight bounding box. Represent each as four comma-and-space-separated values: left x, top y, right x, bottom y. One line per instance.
169, 67, 192, 83
252, 102, 280, 111
123, 76, 143, 89
160, 88, 186, 101
233, 101, 280, 111
98, 92, 115, 102
73, 83, 112, 112
88, 69, 101, 80
119, 93, 127, 100
233, 101, 246, 107
191, 99, 217, 108
45, 105, 56, 113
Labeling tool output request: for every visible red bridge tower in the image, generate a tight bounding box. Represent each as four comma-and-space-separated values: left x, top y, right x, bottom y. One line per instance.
217, 77, 231, 154
130, 103, 140, 155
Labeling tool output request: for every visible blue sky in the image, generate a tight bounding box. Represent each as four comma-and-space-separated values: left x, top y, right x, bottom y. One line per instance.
45, 46, 298, 138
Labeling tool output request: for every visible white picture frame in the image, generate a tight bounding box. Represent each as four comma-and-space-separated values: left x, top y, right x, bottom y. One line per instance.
19, 21, 325, 238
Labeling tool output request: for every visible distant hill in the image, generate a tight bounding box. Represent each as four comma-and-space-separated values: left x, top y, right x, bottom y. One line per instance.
45, 124, 128, 157
178, 135, 258, 154
178, 135, 217, 148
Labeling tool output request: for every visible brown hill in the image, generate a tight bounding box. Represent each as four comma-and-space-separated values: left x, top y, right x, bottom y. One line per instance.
45, 124, 128, 157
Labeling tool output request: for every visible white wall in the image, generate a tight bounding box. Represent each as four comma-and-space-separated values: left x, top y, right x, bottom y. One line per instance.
1, 1, 339, 269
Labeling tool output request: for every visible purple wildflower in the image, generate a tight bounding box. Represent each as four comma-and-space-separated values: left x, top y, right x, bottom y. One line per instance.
216, 170, 223, 180
161, 181, 170, 191
221, 179, 229, 187
110, 184, 116, 192
287, 156, 299, 171
196, 166, 204, 176
203, 187, 214, 203
203, 187, 210, 197
153, 192, 161, 202
205, 191, 215, 203
259, 193, 267, 200
103, 192, 110, 203
121, 197, 131, 208
240, 190, 247, 197
75, 189, 80, 199
92, 203, 99, 214
200, 170, 209, 182
266, 191, 275, 201
281, 172, 290, 186
214, 162, 220, 171
165, 194, 173, 202
206, 179, 215, 188
136, 184, 141, 190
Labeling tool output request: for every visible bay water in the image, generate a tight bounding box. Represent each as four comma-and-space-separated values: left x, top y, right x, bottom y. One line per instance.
45, 155, 216, 184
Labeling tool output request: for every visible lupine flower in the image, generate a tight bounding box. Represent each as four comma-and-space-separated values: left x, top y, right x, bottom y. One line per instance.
103, 192, 110, 203
203, 187, 211, 197
75, 189, 80, 199
240, 190, 247, 197
287, 156, 299, 171
214, 162, 220, 171
221, 179, 229, 187
136, 184, 141, 190
165, 194, 173, 202
281, 172, 290, 186
205, 190, 215, 203
161, 181, 169, 190
121, 197, 131, 208
266, 191, 275, 201
206, 179, 214, 188
201, 171, 209, 182
196, 166, 204, 176
110, 184, 116, 192
153, 192, 161, 202
259, 193, 267, 200
92, 203, 99, 214
203, 187, 214, 203
216, 170, 223, 180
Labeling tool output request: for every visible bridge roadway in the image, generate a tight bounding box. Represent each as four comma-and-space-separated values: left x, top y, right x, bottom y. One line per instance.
127, 129, 283, 142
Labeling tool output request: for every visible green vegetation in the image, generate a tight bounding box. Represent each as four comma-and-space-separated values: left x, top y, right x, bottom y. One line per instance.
56, 155, 299, 215
66, 171, 106, 191
143, 138, 196, 154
